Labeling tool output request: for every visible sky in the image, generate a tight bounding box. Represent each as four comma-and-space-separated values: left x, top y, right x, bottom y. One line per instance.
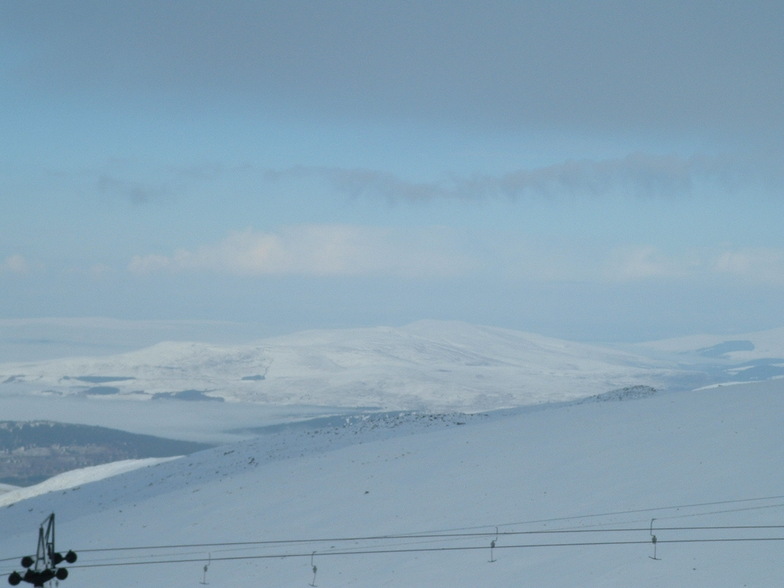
2, 1, 784, 343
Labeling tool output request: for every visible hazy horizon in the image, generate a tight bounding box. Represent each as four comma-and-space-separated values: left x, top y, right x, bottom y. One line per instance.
3, 2, 783, 343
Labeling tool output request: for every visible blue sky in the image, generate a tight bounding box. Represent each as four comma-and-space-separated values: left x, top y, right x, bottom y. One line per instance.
2, 1, 784, 342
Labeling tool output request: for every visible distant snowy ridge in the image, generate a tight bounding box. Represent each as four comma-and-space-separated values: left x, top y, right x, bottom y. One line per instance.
0, 321, 680, 411
3, 320, 783, 411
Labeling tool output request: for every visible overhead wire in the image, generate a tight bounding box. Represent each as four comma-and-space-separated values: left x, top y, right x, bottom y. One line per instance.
3, 525, 784, 581
3, 495, 784, 577
55, 535, 784, 571
50, 493, 784, 558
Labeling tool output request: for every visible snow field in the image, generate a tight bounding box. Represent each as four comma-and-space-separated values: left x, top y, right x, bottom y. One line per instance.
0, 380, 782, 586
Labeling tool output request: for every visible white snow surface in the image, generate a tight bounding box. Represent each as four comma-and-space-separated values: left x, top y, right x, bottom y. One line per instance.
1, 380, 782, 587
0, 458, 176, 508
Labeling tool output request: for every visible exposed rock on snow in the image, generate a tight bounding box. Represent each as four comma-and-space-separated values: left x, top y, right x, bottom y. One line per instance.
580, 385, 658, 403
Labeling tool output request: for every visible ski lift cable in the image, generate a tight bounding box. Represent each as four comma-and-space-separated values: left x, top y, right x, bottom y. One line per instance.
485, 495, 784, 534
67, 522, 784, 555
57, 536, 784, 571
20, 523, 777, 572
5, 532, 784, 577
3, 494, 783, 563
0, 525, 784, 576
4, 521, 782, 565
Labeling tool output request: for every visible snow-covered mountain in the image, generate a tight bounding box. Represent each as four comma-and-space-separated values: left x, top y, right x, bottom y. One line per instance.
1, 319, 782, 445
0, 321, 713, 412
0, 379, 782, 587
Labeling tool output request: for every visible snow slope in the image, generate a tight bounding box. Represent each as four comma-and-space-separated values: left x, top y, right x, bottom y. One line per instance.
0, 458, 176, 508
1, 380, 782, 587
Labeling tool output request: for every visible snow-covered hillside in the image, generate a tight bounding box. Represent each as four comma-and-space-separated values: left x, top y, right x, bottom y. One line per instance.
0, 380, 781, 587
0, 321, 703, 411
0, 458, 175, 508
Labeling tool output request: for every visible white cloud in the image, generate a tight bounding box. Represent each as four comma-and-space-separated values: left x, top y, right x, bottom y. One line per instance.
603, 246, 697, 281
602, 245, 784, 285
129, 225, 476, 278
1, 254, 32, 274
713, 248, 784, 284
496, 241, 699, 283
129, 228, 784, 290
